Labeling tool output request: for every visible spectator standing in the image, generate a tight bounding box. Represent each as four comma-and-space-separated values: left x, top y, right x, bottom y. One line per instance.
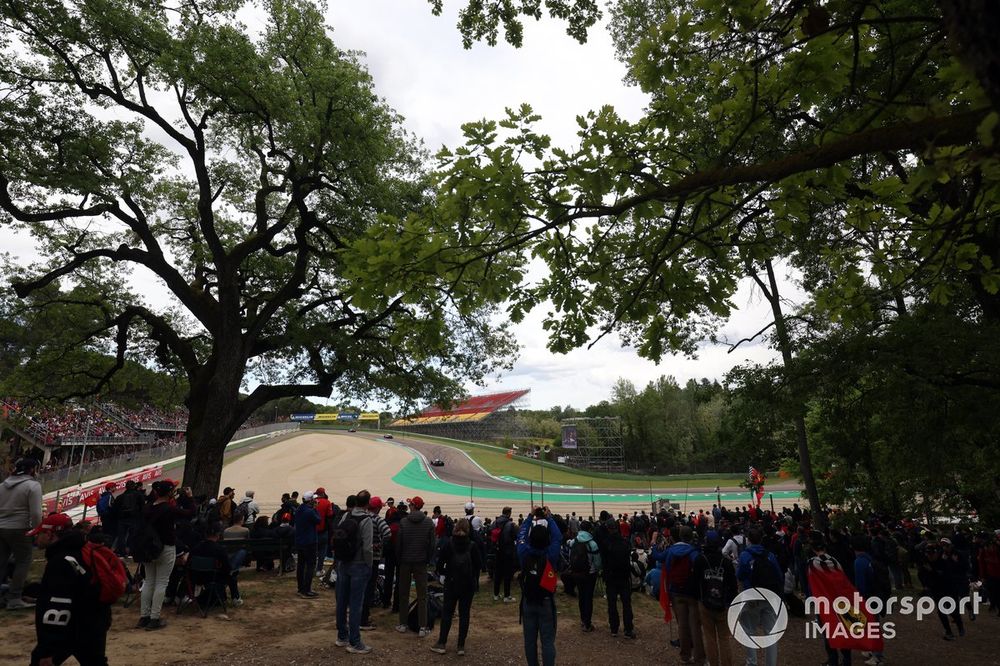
139, 480, 192, 630
113, 480, 144, 556
234, 490, 259, 527
95, 482, 117, 542
568, 520, 602, 632
853, 535, 888, 665
517, 512, 563, 666
695, 530, 738, 666
653, 525, 704, 664
492, 507, 518, 602
314, 487, 334, 575
360, 496, 391, 630
395, 496, 436, 637
0, 457, 43, 610
334, 491, 374, 655
600, 518, 635, 638
736, 528, 784, 666
430, 518, 481, 655
294, 492, 320, 598
28, 514, 113, 665
217, 487, 235, 526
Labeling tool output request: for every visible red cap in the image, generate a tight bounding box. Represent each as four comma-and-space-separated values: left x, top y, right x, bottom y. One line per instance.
27, 513, 73, 536
409, 496, 424, 510
315, 487, 326, 496
369, 496, 383, 512
105, 482, 116, 491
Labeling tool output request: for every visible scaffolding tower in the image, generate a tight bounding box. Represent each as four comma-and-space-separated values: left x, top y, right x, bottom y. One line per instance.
560, 417, 625, 472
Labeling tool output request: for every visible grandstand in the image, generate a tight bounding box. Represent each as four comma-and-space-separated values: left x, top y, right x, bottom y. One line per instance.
389, 389, 530, 442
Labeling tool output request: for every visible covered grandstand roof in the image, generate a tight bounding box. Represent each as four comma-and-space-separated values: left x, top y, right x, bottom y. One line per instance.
390, 389, 529, 427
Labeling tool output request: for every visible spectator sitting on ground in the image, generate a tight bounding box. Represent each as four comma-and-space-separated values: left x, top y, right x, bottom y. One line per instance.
223, 519, 250, 541
190, 522, 245, 607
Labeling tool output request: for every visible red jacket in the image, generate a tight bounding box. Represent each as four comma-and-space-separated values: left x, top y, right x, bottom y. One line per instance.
315, 497, 332, 532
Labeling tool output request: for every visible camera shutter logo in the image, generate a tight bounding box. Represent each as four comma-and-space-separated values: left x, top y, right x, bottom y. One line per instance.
727, 587, 789, 649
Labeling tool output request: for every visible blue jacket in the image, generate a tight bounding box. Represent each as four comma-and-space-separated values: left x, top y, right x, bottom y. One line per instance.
294, 504, 320, 546
854, 552, 875, 599
651, 541, 700, 597
516, 518, 563, 569
737, 544, 782, 591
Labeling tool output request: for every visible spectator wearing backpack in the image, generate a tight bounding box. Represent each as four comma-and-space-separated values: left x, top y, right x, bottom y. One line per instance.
736, 528, 784, 666
600, 518, 635, 638
569, 521, 602, 632
28, 513, 121, 666
294, 492, 321, 598
694, 530, 737, 666
217, 487, 236, 526
722, 525, 747, 564
517, 513, 562, 666
0, 457, 43, 610
113, 480, 143, 556
652, 525, 704, 664
138, 479, 192, 630
234, 490, 259, 528
492, 507, 518, 602
430, 518, 482, 656
334, 491, 374, 654
395, 496, 436, 637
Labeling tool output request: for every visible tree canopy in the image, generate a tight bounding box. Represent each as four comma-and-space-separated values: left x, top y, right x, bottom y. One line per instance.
0, 0, 519, 495
429, 0, 1000, 519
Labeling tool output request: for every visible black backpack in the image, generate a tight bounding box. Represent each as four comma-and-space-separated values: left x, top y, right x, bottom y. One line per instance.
604, 537, 631, 578
700, 553, 729, 612
331, 514, 368, 562
748, 549, 782, 594
449, 546, 473, 581
570, 540, 591, 575
132, 522, 164, 563
519, 553, 552, 603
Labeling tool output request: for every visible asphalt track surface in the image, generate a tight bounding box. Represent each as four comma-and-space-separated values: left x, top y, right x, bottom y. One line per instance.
218, 430, 802, 519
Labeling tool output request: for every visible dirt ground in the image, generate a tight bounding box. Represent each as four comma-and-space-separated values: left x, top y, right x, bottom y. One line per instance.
2, 565, 998, 665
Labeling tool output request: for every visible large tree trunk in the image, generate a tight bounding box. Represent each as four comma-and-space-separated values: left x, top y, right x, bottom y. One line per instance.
181, 346, 246, 498
760, 259, 826, 530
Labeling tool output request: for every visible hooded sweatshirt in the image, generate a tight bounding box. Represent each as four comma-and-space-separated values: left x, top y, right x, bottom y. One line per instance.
0, 473, 43, 530
651, 541, 701, 597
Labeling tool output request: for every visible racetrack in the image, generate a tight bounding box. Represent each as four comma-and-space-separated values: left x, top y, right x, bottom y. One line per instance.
220, 431, 802, 520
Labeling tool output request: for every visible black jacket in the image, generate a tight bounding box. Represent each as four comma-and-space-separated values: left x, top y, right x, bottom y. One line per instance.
33, 531, 111, 659
436, 536, 481, 593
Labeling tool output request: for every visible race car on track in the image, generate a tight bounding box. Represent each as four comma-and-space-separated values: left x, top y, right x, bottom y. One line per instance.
383, 434, 393, 439
431, 458, 445, 467
348, 428, 357, 432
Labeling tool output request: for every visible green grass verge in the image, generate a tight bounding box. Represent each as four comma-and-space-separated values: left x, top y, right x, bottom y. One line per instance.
306, 425, 762, 490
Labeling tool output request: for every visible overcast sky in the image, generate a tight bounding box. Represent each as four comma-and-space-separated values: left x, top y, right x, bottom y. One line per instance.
325, 1, 786, 411
6, 2, 790, 413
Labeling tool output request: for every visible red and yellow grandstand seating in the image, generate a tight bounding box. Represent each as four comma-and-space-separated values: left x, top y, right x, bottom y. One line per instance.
390, 389, 528, 427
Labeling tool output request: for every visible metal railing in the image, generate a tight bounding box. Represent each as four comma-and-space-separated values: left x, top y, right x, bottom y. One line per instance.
38, 422, 299, 493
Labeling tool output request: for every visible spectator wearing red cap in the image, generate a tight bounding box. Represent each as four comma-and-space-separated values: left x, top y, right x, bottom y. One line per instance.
359, 495, 391, 630
314, 487, 333, 576
395, 496, 436, 636
1, 457, 42, 610
28, 513, 112, 666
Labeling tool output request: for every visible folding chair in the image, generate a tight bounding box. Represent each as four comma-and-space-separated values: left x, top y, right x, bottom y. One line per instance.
177, 555, 228, 618
122, 559, 143, 608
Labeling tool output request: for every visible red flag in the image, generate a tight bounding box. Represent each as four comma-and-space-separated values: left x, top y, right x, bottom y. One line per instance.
807, 558, 885, 652
659, 563, 672, 623
540, 559, 557, 593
